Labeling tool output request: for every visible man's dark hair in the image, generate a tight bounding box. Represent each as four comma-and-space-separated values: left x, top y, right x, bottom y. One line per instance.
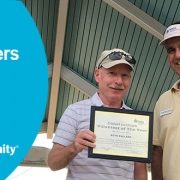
171, 21, 180, 25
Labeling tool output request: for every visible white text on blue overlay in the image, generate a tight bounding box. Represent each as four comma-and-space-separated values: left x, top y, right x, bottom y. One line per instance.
0, 144, 19, 156
0, 49, 19, 61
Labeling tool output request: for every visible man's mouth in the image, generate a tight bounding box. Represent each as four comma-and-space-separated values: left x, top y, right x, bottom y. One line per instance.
111, 87, 124, 90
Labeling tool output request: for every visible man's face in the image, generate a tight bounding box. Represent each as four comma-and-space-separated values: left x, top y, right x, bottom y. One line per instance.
94, 64, 132, 106
165, 36, 180, 76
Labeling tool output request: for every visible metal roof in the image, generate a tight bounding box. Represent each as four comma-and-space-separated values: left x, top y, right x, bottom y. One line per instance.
23, 0, 180, 137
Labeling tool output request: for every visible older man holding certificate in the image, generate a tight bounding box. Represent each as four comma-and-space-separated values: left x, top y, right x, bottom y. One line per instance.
48, 48, 147, 180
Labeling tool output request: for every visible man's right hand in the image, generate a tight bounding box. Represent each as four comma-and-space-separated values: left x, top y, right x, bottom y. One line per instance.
48, 129, 96, 171
73, 129, 96, 153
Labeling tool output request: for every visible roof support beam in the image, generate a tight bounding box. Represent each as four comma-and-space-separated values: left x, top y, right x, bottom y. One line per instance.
48, 64, 97, 97
61, 66, 97, 97
47, 0, 69, 138
103, 0, 165, 40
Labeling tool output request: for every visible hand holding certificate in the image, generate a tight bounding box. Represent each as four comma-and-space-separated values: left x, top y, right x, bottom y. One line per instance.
88, 106, 153, 163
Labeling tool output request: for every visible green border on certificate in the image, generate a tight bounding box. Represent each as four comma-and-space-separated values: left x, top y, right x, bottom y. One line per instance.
88, 106, 153, 163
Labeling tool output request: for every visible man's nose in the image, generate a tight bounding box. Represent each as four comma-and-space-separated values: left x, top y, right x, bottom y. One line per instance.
175, 48, 180, 58
115, 76, 123, 84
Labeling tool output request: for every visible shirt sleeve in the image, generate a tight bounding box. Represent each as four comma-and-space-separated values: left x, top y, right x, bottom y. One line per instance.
53, 105, 77, 146
153, 100, 161, 146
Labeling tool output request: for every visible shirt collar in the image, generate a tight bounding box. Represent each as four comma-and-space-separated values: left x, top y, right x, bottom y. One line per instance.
90, 92, 131, 110
171, 79, 180, 92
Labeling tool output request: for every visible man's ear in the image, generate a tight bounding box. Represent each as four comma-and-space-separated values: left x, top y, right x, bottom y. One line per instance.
94, 68, 100, 83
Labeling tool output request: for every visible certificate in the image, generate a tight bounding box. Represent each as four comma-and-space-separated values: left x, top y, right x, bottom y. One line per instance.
88, 106, 153, 163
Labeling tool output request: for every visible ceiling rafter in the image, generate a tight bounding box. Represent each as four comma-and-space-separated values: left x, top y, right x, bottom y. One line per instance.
103, 0, 165, 40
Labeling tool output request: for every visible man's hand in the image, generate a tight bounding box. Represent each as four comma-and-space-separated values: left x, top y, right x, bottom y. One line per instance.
48, 130, 96, 171
73, 129, 96, 153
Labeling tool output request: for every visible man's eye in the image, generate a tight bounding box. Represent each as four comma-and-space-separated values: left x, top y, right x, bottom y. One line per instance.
167, 48, 174, 54
123, 74, 128, 77
122, 74, 130, 78
109, 71, 115, 74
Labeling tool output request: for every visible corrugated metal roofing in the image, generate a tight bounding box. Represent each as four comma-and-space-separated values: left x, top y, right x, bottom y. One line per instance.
23, 0, 179, 136
23, 0, 59, 64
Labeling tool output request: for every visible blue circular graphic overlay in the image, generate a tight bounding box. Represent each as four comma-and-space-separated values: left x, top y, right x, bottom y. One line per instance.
0, 1, 48, 179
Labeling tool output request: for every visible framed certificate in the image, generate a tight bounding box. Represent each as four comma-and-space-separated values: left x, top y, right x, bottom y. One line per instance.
88, 106, 153, 163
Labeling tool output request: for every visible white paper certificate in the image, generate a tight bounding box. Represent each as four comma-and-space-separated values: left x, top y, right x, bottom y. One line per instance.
88, 106, 153, 163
